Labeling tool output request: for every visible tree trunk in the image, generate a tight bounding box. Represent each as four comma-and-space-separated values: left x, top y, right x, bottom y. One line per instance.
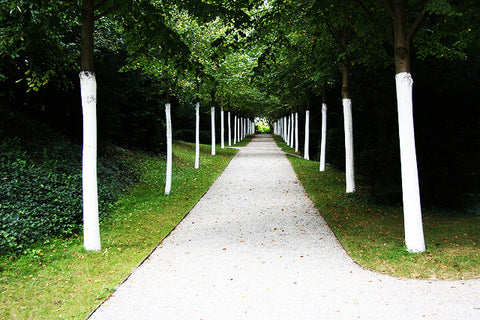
195, 102, 200, 169
80, 0, 95, 73
233, 115, 237, 144
388, 0, 426, 253
341, 61, 355, 193
211, 106, 215, 155
295, 112, 299, 152
290, 113, 295, 147
80, 71, 100, 251
220, 98, 225, 149
320, 102, 328, 172
165, 103, 172, 195
286, 116, 290, 146
304, 110, 310, 160
228, 111, 231, 146
80, 0, 100, 251
244, 118, 247, 137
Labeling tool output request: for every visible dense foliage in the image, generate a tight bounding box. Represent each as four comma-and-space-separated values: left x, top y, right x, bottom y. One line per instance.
0, 111, 139, 253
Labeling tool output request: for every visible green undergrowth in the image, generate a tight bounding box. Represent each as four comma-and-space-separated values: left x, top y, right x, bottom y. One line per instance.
286, 153, 480, 280
0, 132, 139, 254
0, 142, 237, 319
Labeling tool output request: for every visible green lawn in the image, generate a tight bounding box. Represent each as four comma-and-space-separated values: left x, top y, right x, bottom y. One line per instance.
278, 137, 480, 280
0, 141, 237, 319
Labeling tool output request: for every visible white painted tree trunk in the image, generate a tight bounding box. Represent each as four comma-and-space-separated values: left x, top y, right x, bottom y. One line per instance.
165, 103, 172, 195
228, 112, 231, 146
395, 72, 425, 253
242, 118, 245, 139
280, 119, 283, 137
304, 110, 310, 160
211, 107, 215, 155
343, 98, 355, 193
237, 117, 239, 142
195, 102, 200, 169
80, 71, 101, 251
286, 116, 290, 146
295, 112, 299, 152
240, 117, 243, 140
220, 109, 225, 149
320, 103, 328, 172
244, 118, 247, 138
239, 117, 241, 141
290, 113, 294, 147
284, 117, 287, 142
240, 118, 243, 140
233, 115, 237, 144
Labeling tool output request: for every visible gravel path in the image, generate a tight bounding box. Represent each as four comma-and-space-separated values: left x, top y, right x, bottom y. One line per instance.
89, 135, 479, 320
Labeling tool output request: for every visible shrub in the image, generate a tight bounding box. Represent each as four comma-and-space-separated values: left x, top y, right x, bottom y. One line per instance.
0, 129, 139, 254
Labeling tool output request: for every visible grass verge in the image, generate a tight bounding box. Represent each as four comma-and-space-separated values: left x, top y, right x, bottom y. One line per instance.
275, 137, 480, 280
273, 136, 302, 156
0, 142, 237, 319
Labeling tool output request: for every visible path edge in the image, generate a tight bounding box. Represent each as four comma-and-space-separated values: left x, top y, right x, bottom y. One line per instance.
87, 148, 240, 319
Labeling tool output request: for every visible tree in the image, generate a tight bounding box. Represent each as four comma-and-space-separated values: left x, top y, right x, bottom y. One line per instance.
319, 88, 328, 171
78, 0, 125, 252
352, 0, 480, 252
384, 0, 426, 253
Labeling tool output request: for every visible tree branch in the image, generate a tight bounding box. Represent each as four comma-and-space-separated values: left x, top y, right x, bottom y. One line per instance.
407, 3, 428, 41
94, 5, 118, 20
324, 20, 342, 48
354, 0, 393, 44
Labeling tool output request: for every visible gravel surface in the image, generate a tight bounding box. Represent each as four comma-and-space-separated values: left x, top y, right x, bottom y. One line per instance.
89, 135, 479, 320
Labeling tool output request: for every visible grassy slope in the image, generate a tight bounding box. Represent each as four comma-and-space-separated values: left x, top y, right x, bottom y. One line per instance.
277, 137, 480, 280
0, 142, 237, 319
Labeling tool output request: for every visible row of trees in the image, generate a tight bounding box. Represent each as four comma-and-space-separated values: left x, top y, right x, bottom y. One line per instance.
251, 0, 479, 252
2, 0, 480, 253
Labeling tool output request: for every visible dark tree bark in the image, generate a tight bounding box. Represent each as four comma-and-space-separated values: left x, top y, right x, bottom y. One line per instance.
341, 60, 350, 99
81, 0, 95, 72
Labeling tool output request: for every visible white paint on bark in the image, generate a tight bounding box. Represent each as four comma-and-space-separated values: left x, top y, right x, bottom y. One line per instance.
195, 102, 200, 169
304, 110, 310, 160
286, 116, 290, 146
220, 109, 225, 149
395, 72, 425, 253
343, 98, 355, 193
228, 112, 231, 146
211, 107, 215, 155
290, 113, 294, 147
233, 115, 237, 144
320, 103, 327, 172
295, 112, 299, 152
80, 71, 101, 251
240, 117, 243, 140
165, 103, 172, 195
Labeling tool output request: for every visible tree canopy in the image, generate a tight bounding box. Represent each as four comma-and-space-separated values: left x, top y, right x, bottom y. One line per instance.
1, 0, 479, 205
